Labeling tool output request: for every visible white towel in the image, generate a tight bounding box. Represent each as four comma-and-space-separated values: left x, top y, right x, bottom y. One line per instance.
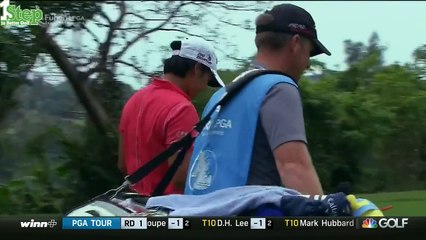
146, 185, 301, 216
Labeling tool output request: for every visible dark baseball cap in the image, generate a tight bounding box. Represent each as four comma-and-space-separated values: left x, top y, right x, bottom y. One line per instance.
256, 4, 331, 57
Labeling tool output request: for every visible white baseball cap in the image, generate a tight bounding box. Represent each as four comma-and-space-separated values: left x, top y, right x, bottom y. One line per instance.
172, 37, 225, 87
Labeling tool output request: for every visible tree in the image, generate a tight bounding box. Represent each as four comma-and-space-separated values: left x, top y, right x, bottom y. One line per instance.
25, 1, 271, 135
0, 27, 38, 121
339, 32, 387, 91
413, 44, 426, 80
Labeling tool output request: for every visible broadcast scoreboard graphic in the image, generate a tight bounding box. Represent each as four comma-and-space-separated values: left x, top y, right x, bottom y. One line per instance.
1, 216, 421, 238
60, 217, 275, 230
58, 216, 412, 230
62, 217, 266, 230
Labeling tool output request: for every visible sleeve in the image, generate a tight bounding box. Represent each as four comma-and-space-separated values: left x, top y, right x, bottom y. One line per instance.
260, 83, 307, 150
164, 102, 200, 146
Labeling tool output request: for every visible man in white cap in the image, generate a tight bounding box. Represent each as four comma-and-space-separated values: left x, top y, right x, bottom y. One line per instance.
118, 37, 224, 196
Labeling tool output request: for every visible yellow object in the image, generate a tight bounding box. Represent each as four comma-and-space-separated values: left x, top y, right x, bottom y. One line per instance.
346, 194, 384, 217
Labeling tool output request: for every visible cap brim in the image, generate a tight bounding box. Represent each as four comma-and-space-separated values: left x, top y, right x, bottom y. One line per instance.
311, 38, 331, 57
208, 70, 225, 87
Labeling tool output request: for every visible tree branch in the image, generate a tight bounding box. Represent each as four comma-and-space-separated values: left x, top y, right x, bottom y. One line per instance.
98, 9, 112, 25
200, 3, 255, 30
81, 24, 101, 45
158, 28, 203, 38
115, 59, 150, 76
203, 1, 266, 11
125, 12, 170, 22
215, 45, 246, 64
112, 2, 188, 61
100, 1, 126, 64
83, 1, 127, 79
90, 22, 147, 31
84, 64, 103, 78
218, 18, 250, 28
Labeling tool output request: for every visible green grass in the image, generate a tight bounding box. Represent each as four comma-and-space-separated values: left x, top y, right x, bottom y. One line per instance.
358, 190, 426, 216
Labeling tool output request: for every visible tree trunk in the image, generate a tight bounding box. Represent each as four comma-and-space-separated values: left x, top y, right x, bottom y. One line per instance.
33, 26, 113, 135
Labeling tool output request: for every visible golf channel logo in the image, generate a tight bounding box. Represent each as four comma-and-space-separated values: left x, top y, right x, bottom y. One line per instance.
20, 219, 57, 228
362, 218, 378, 229
362, 218, 409, 229
0, 0, 43, 26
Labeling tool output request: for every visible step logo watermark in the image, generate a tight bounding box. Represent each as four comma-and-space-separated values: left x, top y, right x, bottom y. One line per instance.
20, 219, 57, 228
0, 0, 85, 26
0, 0, 43, 26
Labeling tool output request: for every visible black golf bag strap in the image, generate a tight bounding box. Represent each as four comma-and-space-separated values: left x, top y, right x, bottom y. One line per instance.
124, 69, 290, 195
151, 136, 194, 196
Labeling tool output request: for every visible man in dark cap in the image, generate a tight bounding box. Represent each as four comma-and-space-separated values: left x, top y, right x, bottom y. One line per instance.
185, 4, 330, 195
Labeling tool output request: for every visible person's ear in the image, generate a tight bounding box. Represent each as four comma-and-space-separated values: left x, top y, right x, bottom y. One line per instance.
291, 34, 302, 51
185, 64, 197, 79
194, 63, 204, 77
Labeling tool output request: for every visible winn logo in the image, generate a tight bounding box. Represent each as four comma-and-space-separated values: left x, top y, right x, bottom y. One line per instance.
20, 219, 57, 228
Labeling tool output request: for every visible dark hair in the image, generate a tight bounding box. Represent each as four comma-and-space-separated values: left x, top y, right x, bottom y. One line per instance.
254, 13, 293, 50
163, 40, 211, 78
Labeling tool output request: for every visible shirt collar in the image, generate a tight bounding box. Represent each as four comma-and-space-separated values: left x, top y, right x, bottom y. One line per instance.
151, 77, 191, 101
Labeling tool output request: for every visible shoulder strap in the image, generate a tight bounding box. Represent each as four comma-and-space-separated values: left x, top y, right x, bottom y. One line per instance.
119, 69, 288, 196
